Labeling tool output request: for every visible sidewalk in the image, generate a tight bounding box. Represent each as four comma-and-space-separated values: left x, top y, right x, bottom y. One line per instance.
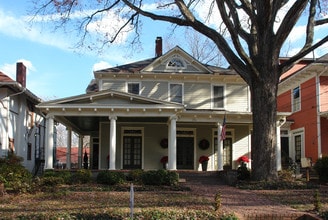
179, 171, 321, 220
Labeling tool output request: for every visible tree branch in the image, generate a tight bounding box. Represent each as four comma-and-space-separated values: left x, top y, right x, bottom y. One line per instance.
315, 17, 328, 26
279, 35, 328, 74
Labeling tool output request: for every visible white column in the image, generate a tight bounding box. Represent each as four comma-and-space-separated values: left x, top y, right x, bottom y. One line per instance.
276, 125, 282, 171
45, 116, 54, 170
78, 135, 83, 169
66, 127, 72, 169
217, 123, 223, 171
168, 116, 177, 170
109, 116, 117, 170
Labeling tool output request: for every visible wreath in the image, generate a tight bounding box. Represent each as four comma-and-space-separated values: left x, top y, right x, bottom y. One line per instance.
198, 139, 210, 150
160, 138, 168, 148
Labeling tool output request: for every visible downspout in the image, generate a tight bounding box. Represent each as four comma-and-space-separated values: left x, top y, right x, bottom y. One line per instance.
276, 117, 286, 171
316, 66, 327, 160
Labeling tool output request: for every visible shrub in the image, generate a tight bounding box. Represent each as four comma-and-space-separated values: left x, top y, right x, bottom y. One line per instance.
39, 176, 64, 192
71, 169, 92, 184
141, 170, 179, 186
127, 169, 144, 183
0, 153, 33, 193
96, 171, 126, 185
314, 156, 328, 182
237, 165, 250, 180
43, 170, 72, 184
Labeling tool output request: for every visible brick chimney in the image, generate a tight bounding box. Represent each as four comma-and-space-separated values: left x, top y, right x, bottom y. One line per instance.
16, 62, 26, 87
155, 37, 162, 57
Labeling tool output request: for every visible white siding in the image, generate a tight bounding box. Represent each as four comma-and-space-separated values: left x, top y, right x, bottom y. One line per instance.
184, 83, 211, 109
226, 84, 249, 111
102, 80, 126, 92
141, 81, 168, 100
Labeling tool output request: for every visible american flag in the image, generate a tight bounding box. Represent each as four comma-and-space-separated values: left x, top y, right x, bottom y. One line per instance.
220, 115, 226, 141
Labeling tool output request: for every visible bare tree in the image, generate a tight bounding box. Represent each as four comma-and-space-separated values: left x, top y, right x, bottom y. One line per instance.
165, 29, 227, 66
31, 0, 328, 181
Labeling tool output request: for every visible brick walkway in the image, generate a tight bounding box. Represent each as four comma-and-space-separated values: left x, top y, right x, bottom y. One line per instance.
178, 171, 321, 220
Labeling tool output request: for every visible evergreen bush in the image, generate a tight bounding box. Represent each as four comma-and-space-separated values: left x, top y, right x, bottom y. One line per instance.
43, 169, 72, 184
71, 169, 92, 184
0, 153, 33, 193
314, 156, 328, 182
141, 170, 179, 186
96, 171, 126, 185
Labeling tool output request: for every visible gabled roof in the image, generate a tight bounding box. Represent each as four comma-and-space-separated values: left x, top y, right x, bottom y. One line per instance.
37, 89, 184, 110
94, 58, 156, 74
278, 53, 328, 95
141, 46, 214, 74
93, 46, 234, 77
0, 71, 15, 83
0, 71, 42, 104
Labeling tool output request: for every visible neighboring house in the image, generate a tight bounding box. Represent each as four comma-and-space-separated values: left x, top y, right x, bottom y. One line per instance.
37, 37, 289, 171
56, 147, 90, 169
0, 63, 46, 174
277, 54, 328, 167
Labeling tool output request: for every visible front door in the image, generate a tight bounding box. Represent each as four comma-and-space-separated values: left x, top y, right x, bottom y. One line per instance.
177, 137, 194, 169
123, 136, 142, 169
223, 138, 232, 170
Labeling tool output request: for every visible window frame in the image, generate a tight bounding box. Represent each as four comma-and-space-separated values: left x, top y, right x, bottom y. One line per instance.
212, 84, 225, 109
292, 86, 301, 112
127, 82, 141, 95
169, 83, 184, 104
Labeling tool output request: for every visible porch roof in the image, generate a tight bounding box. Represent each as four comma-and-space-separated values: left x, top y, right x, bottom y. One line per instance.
37, 88, 290, 135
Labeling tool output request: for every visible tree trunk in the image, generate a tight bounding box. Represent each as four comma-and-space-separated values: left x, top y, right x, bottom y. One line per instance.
250, 76, 278, 181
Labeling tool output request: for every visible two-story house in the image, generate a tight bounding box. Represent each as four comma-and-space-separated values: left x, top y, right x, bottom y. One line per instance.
277, 54, 328, 167
37, 37, 289, 171
0, 63, 46, 174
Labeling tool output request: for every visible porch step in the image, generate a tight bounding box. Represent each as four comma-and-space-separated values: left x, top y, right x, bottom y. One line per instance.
178, 171, 222, 185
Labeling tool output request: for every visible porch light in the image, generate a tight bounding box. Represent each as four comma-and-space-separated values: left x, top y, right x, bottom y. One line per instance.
94, 108, 97, 112
62, 108, 65, 111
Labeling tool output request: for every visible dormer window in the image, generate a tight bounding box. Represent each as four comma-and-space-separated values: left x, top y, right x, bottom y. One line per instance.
127, 82, 140, 95
166, 55, 186, 69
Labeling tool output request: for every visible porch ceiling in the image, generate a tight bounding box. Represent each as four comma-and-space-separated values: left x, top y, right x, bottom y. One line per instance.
56, 115, 169, 135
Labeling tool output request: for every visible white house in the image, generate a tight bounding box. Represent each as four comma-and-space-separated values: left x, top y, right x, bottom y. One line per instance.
0, 63, 46, 174
37, 38, 289, 171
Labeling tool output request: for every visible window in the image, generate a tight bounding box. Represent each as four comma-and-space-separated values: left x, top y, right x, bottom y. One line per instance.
27, 143, 32, 160
127, 82, 140, 95
166, 55, 186, 69
213, 85, 224, 108
292, 86, 301, 112
169, 83, 183, 103
294, 134, 302, 162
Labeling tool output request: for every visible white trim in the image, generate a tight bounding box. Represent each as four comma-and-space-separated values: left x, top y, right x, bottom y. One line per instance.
120, 127, 144, 170
316, 75, 322, 158
126, 82, 141, 95
291, 128, 305, 162
212, 128, 234, 170
211, 84, 226, 109
292, 85, 301, 113
176, 127, 196, 170
168, 83, 184, 104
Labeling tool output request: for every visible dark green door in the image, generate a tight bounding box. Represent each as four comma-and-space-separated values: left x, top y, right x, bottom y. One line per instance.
177, 137, 194, 169
123, 136, 142, 169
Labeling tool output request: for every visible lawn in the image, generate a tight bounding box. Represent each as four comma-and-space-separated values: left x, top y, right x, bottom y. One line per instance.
1, 182, 328, 219
0, 184, 222, 219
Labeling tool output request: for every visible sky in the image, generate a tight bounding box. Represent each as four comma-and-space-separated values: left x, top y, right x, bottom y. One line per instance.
0, 1, 327, 100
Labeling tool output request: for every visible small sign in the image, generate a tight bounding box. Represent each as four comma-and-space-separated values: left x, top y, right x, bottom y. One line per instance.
301, 158, 311, 168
